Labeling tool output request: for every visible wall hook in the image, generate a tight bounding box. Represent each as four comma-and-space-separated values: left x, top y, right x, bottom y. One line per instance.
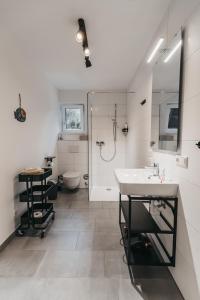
140, 99, 146, 106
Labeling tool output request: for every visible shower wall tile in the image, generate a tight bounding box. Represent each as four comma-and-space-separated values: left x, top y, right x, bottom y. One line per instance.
92, 104, 127, 117
91, 98, 127, 189
90, 93, 127, 105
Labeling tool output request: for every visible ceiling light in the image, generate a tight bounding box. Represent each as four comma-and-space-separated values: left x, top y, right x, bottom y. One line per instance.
76, 30, 84, 43
85, 56, 92, 68
147, 38, 164, 63
76, 18, 92, 68
164, 40, 182, 63
84, 47, 90, 57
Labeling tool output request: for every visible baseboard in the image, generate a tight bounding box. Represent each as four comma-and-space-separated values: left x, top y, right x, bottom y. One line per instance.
0, 231, 15, 252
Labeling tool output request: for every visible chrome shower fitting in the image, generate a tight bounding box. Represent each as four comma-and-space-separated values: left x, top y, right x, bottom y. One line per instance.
97, 104, 117, 162
96, 141, 105, 147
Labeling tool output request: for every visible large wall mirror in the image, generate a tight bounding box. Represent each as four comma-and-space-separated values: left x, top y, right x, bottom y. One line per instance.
151, 30, 183, 153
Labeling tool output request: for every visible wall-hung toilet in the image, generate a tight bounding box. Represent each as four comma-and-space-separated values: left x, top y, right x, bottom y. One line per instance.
63, 171, 81, 190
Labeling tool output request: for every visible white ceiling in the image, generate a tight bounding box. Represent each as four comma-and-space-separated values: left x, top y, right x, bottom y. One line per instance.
0, 0, 171, 90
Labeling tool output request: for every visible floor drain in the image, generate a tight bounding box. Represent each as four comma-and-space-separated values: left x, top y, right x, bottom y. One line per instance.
106, 188, 112, 191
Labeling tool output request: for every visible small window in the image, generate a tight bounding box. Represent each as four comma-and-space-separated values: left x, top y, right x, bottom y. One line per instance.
61, 104, 84, 133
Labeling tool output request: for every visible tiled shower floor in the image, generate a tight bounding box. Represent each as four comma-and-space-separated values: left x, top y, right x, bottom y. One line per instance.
0, 189, 183, 299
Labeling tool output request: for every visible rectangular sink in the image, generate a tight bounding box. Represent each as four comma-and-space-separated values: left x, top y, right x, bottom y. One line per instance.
115, 168, 178, 197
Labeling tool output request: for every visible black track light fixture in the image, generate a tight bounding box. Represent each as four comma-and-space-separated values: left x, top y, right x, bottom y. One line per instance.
85, 56, 92, 68
76, 18, 92, 68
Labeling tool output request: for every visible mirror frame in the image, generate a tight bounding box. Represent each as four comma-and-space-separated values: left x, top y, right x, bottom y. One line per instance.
151, 29, 184, 154
176, 29, 184, 153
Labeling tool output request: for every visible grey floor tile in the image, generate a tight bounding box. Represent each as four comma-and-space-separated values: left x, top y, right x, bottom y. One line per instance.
76, 232, 121, 251
1, 236, 29, 253
0, 278, 34, 300
70, 208, 111, 221
0, 250, 45, 277
104, 251, 129, 279
95, 218, 120, 233
91, 208, 111, 219
94, 233, 121, 251
0, 277, 108, 300
77, 251, 105, 278
102, 201, 119, 209
70, 208, 96, 220
0, 189, 183, 300
70, 199, 90, 209
53, 217, 95, 231
54, 208, 73, 219
88, 201, 103, 209
37, 250, 78, 277
109, 208, 120, 220
37, 250, 105, 278
24, 230, 79, 250
54, 195, 71, 208
75, 231, 95, 250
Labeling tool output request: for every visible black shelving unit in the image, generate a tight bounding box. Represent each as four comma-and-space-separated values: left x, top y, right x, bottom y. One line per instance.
16, 168, 55, 238
119, 193, 178, 281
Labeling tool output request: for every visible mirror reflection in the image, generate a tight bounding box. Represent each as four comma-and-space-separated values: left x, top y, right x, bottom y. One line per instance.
151, 31, 183, 152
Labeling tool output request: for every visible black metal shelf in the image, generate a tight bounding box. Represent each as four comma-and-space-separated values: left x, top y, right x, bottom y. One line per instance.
21, 203, 54, 225
120, 223, 171, 266
121, 201, 173, 234
119, 193, 178, 270
16, 168, 55, 238
19, 185, 55, 202
19, 168, 52, 182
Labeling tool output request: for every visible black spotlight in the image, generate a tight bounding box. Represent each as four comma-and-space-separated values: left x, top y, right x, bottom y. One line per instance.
85, 56, 92, 68
76, 18, 92, 68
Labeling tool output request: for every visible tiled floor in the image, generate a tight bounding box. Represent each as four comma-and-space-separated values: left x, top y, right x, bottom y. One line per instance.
0, 189, 183, 300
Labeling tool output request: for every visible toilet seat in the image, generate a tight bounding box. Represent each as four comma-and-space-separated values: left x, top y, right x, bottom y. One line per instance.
63, 171, 81, 179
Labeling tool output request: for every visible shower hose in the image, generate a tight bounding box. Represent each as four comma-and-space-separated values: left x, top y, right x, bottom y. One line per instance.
99, 141, 116, 162
99, 119, 117, 162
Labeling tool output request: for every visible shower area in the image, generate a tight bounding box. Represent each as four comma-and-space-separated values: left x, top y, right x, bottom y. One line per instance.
88, 92, 128, 201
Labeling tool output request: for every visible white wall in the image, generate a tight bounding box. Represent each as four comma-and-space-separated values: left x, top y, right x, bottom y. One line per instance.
57, 90, 88, 187
127, 1, 200, 299
0, 28, 60, 246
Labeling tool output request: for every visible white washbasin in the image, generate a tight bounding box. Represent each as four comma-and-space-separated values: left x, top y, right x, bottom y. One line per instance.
114, 169, 178, 197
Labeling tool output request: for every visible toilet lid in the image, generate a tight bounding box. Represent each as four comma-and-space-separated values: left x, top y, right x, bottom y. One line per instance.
63, 171, 81, 179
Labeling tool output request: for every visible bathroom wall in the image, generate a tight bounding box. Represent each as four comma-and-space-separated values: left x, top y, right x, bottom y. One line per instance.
89, 93, 127, 201
126, 0, 200, 299
57, 90, 88, 188
57, 140, 88, 188
0, 28, 60, 245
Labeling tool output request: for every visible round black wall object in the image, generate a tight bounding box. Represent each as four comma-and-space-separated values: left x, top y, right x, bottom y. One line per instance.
14, 94, 26, 122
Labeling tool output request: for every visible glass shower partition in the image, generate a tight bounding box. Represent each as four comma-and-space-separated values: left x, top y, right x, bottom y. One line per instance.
87, 92, 128, 202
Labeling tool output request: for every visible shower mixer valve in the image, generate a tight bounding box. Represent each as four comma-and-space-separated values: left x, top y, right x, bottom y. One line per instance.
96, 141, 105, 147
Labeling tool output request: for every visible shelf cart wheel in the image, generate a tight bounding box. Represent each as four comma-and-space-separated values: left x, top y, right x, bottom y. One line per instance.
40, 231, 45, 239
16, 229, 25, 237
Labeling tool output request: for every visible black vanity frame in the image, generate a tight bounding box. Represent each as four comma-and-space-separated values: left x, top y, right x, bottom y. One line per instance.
119, 193, 178, 283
